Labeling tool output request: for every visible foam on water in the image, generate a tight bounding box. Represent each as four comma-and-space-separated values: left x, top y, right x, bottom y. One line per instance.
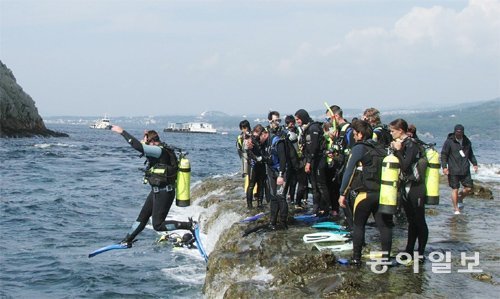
474, 163, 500, 183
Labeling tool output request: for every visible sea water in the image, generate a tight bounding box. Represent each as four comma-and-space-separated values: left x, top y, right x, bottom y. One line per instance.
0, 124, 499, 298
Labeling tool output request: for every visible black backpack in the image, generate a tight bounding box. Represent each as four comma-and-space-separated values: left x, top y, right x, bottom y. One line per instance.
145, 145, 179, 187
285, 136, 300, 171
351, 140, 388, 192
405, 138, 428, 183
373, 124, 392, 148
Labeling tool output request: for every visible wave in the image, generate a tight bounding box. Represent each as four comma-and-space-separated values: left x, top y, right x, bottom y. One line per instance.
33, 143, 75, 148
474, 163, 500, 183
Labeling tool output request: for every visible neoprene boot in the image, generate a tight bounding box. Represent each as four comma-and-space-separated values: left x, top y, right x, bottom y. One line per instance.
257, 198, 264, 208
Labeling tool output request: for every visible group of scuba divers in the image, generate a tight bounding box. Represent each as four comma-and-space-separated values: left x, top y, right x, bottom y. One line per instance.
236, 105, 479, 266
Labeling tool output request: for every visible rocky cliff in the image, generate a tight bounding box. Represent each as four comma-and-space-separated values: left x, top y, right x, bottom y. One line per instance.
0, 60, 67, 137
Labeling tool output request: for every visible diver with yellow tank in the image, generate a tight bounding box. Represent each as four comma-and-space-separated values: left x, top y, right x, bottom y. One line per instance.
109, 125, 195, 248
338, 119, 394, 266
389, 119, 428, 260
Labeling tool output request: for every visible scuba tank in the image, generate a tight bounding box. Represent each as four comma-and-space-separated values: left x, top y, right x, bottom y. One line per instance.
176, 153, 191, 207
425, 146, 440, 205
379, 150, 400, 214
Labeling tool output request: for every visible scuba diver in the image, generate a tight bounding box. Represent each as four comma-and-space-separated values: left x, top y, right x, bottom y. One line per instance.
261, 123, 289, 230
110, 125, 194, 247
362, 107, 392, 148
325, 105, 355, 219
389, 119, 428, 259
338, 119, 393, 266
295, 109, 330, 216
236, 119, 252, 178
283, 115, 303, 208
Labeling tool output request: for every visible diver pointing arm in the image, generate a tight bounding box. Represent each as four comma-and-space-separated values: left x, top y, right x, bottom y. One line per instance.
110, 125, 162, 158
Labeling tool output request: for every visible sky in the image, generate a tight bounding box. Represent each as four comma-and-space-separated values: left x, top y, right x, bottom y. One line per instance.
1, 0, 499, 117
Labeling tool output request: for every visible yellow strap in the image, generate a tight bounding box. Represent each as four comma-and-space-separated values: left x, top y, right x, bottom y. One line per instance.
353, 192, 367, 215
151, 168, 166, 174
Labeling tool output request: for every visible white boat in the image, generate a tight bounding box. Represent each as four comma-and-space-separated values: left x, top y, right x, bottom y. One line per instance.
163, 122, 217, 134
90, 115, 111, 129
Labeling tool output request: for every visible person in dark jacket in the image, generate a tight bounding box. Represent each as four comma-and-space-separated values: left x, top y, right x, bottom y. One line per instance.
441, 124, 478, 214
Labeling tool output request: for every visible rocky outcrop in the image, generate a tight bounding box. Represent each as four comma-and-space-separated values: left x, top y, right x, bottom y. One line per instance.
195, 175, 496, 298
0, 60, 68, 138
194, 177, 393, 298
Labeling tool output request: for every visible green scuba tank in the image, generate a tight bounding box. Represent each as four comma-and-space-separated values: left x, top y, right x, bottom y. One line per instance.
425, 147, 440, 205
176, 155, 191, 207
379, 153, 400, 214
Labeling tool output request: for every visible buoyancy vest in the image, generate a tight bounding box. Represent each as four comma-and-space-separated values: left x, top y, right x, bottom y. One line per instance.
403, 138, 428, 183
350, 140, 387, 192
145, 144, 179, 187
270, 135, 282, 171
286, 131, 300, 170
338, 122, 352, 154
372, 124, 392, 148
302, 121, 327, 160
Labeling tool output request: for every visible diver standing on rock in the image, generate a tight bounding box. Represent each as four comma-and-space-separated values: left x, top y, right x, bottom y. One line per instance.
259, 123, 289, 230
389, 119, 427, 259
295, 109, 330, 216
338, 120, 393, 265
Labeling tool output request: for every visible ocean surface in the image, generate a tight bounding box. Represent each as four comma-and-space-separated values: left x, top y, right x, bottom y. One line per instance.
1, 124, 499, 298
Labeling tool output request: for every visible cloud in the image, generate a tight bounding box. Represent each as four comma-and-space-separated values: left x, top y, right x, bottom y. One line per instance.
276, 0, 500, 72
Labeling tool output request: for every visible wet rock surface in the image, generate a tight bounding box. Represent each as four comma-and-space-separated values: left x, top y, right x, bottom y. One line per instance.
197, 176, 497, 298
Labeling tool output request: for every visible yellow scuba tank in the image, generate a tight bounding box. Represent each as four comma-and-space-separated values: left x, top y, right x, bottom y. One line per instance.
379, 152, 400, 214
176, 155, 191, 207
425, 147, 440, 205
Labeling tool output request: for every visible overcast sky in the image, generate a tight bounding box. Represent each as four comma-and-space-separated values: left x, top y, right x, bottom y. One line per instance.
1, 0, 499, 117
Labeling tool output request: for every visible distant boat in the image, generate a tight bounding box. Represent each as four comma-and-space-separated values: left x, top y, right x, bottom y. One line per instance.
90, 115, 111, 129
163, 122, 217, 134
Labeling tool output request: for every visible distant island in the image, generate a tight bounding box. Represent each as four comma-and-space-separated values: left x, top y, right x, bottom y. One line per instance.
0, 60, 68, 138
43, 98, 499, 140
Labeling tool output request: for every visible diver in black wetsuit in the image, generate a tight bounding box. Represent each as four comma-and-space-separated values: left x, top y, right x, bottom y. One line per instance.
260, 124, 289, 230
110, 125, 194, 247
338, 120, 393, 265
295, 109, 330, 216
389, 119, 428, 258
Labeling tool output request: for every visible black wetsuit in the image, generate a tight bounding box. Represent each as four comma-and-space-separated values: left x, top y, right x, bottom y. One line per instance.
265, 135, 289, 228
394, 137, 428, 256
340, 141, 393, 260
301, 122, 330, 215
246, 137, 266, 208
120, 131, 191, 244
